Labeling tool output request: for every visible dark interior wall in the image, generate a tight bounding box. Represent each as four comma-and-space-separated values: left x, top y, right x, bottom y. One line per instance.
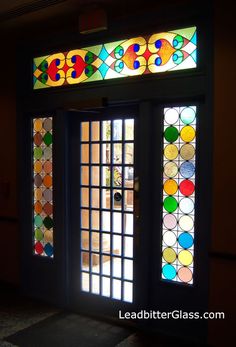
0, 37, 19, 284
208, 2, 236, 346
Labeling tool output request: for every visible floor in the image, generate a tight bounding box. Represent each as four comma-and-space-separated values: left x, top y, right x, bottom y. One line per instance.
0, 283, 203, 347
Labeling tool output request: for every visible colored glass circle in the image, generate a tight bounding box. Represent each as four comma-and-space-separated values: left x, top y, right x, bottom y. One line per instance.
179, 180, 195, 196
164, 162, 178, 178
34, 215, 43, 228
178, 232, 194, 249
179, 198, 194, 214
180, 107, 196, 124
43, 189, 52, 202
35, 228, 43, 241
155, 57, 162, 66
163, 247, 177, 263
164, 126, 179, 142
180, 126, 195, 142
163, 231, 177, 247
179, 215, 194, 231
164, 144, 178, 160
34, 174, 43, 187
133, 60, 140, 69
43, 202, 53, 215
34, 119, 42, 132
44, 243, 53, 257
163, 179, 178, 195
163, 214, 177, 229
43, 118, 52, 132
34, 133, 42, 146
34, 161, 42, 174
44, 216, 53, 229
43, 175, 52, 188
180, 144, 195, 160
162, 264, 176, 280
43, 160, 52, 174
155, 39, 162, 49
178, 250, 193, 266
44, 230, 53, 243
34, 147, 43, 160
43, 147, 52, 160
178, 267, 193, 283
44, 132, 52, 146
179, 162, 195, 179
163, 196, 178, 213
164, 108, 179, 125
34, 201, 42, 214
34, 188, 42, 200
35, 241, 44, 255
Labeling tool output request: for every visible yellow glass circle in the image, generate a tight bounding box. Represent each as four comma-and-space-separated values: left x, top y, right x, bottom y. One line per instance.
34, 161, 42, 174
34, 119, 43, 132
34, 188, 42, 200
44, 230, 53, 243
180, 144, 195, 160
163, 247, 176, 263
180, 126, 195, 142
164, 144, 178, 160
164, 162, 178, 178
163, 179, 178, 195
178, 250, 193, 266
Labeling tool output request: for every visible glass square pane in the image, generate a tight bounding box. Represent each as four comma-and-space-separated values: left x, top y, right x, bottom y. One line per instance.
91, 188, 100, 208
113, 143, 122, 164
91, 210, 99, 230
92, 274, 100, 294
102, 255, 110, 275
113, 166, 122, 187
102, 211, 110, 231
124, 281, 133, 302
102, 277, 110, 297
102, 120, 111, 141
124, 213, 133, 234
124, 259, 133, 280
113, 120, 122, 141
125, 119, 134, 140
113, 257, 121, 278
81, 187, 89, 207
102, 233, 110, 253
91, 232, 100, 251
124, 167, 134, 188
91, 166, 100, 186
81, 230, 89, 250
125, 143, 134, 164
92, 253, 100, 274
124, 237, 133, 257
113, 212, 122, 233
102, 166, 110, 186
81, 272, 89, 292
81, 144, 89, 163
113, 235, 122, 256
81, 252, 89, 270
81, 166, 89, 185
113, 189, 122, 210
91, 144, 100, 163
112, 279, 121, 300
81, 209, 89, 229
102, 188, 110, 209
102, 144, 110, 164
124, 190, 133, 211
91, 121, 100, 141
81, 122, 89, 142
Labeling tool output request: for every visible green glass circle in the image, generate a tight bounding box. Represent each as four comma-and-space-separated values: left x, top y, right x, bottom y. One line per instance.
85, 52, 94, 64
34, 215, 43, 228
44, 132, 52, 146
34, 147, 43, 160
164, 126, 179, 142
85, 65, 94, 77
44, 216, 53, 229
35, 228, 43, 241
163, 196, 178, 213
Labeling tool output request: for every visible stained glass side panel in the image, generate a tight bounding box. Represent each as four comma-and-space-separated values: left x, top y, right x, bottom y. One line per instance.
33, 117, 53, 257
33, 26, 197, 89
162, 106, 196, 284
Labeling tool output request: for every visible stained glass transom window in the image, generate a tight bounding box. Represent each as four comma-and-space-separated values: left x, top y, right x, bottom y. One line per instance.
33, 27, 196, 89
162, 106, 196, 284
33, 117, 53, 257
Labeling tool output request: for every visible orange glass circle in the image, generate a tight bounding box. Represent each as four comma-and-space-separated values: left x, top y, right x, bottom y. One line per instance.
34, 161, 42, 174
44, 230, 53, 243
180, 126, 195, 142
34, 201, 42, 214
43, 160, 52, 174
43, 175, 52, 188
34, 188, 42, 200
163, 179, 178, 195
178, 267, 193, 283
34, 119, 43, 132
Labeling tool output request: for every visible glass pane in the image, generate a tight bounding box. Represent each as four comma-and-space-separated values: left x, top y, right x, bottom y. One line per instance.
113, 189, 122, 210
113, 120, 122, 141
102, 277, 110, 297
113, 143, 122, 164
81, 144, 89, 163
113, 235, 122, 256
102, 166, 110, 186
81, 272, 89, 292
124, 190, 133, 211
102, 144, 110, 164
92, 253, 100, 273
113, 212, 122, 233
92, 274, 100, 294
81, 122, 89, 142
124, 214, 133, 234
91, 144, 100, 163
113, 257, 121, 278
124, 167, 133, 188
112, 279, 121, 300
102, 211, 110, 231
125, 143, 134, 164
102, 121, 111, 141
81, 166, 89, 185
91, 210, 99, 230
81, 252, 89, 270
91, 121, 100, 141
81, 187, 89, 207
81, 231, 89, 250
113, 166, 122, 187
124, 281, 133, 303
102, 188, 110, 209
91, 166, 100, 186
102, 255, 110, 275
124, 259, 133, 280
81, 209, 89, 229
102, 233, 110, 253
91, 188, 100, 208
124, 237, 133, 258
91, 232, 100, 251
125, 119, 134, 140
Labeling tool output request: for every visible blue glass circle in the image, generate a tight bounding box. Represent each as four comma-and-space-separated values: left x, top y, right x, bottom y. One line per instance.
71, 55, 77, 64
43, 62, 48, 70
55, 58, 60, 66
162, 264, 176, 280
173, 54, 178, 62
173, 39, 178, 47
119, 48, 124, 56
178, 232, 193, 249
71, 70, 76, 78
42, 73, 48, 81
134, 44, 140, 52
44, 243, 53, 257
55, 73, 60, 81
179, 162, 195, 179
119, 61, 124, 69
133, 61, 140, 69
155, 40, 162, 49
85, 68, 89, 75
155, 57, 162, 66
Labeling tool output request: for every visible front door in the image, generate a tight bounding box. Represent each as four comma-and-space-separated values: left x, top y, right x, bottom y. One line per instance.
68, 106, 141, 316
